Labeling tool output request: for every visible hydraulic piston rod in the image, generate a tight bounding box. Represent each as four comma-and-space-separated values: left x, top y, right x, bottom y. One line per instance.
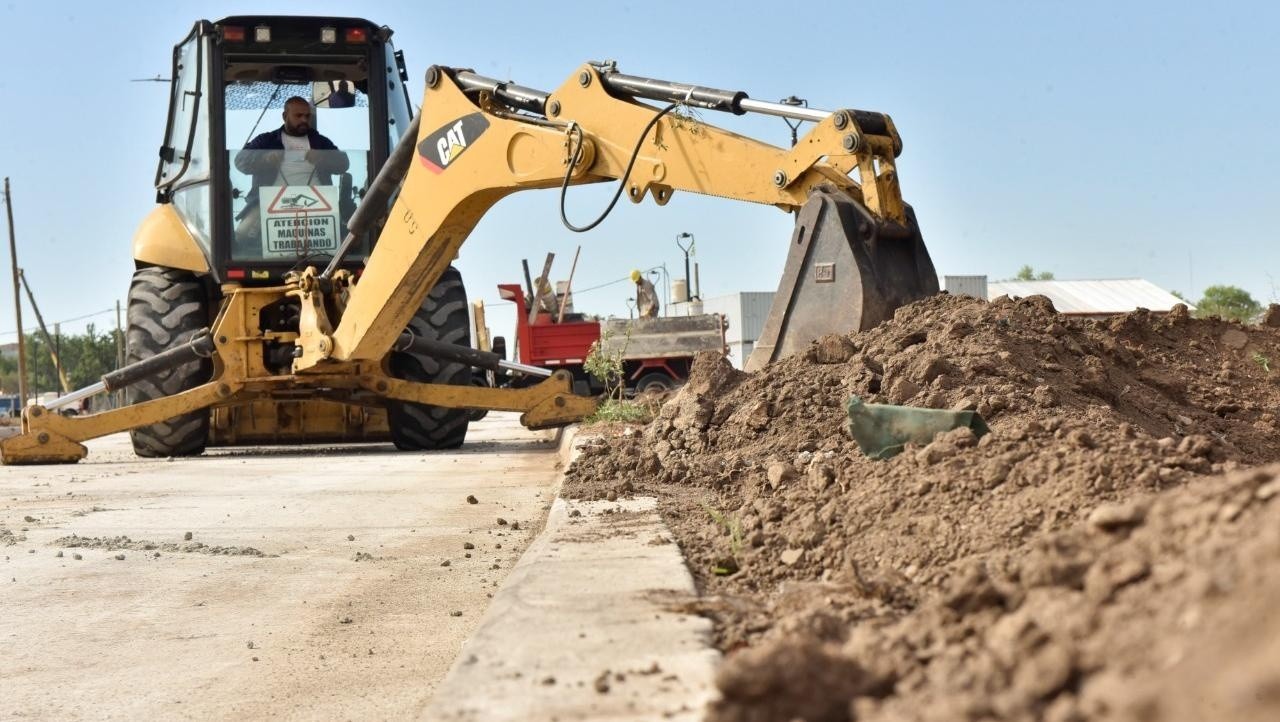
395, 332, 552, 378
447, 65, 835, 126
35, 331, 215, 413
451, 69, 549, 116
737, 98, 831, 123
595, 69, 834, 123
43, 382, 106, 412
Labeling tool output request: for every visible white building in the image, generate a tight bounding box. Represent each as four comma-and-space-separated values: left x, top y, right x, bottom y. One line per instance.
985, 278, 1192, 318
944, 276, 1191, 317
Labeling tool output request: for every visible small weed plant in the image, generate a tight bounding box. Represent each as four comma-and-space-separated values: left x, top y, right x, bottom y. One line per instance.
583, 329, 626, 400
702, 501, 744, 576
583, 326, 654, 424
590, 398, 652, 423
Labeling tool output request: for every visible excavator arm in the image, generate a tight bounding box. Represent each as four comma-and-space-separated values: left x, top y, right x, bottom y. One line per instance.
300, 63, 937, 371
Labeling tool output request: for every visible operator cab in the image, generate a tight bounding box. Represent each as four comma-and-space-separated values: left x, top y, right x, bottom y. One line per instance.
154, 16, 414, 283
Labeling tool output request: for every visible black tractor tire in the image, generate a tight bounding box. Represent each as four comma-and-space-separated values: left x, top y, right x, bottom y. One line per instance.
387, 266, 473, 450
126, 266, 213, 458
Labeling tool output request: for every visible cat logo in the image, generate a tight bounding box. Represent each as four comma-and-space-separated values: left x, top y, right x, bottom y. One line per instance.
417, 113, 490, 174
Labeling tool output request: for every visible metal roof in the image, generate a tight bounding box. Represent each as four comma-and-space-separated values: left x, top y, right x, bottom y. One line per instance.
986, 278, 1193, 315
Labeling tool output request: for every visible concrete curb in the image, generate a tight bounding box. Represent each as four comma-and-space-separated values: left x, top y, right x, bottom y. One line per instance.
424, 426, 720, 721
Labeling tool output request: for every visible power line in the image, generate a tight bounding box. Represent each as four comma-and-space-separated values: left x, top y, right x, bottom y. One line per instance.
478, 267, 662, 307
564, 273, 633, 296
3, 270, 660, 338
0, 307, 117, 338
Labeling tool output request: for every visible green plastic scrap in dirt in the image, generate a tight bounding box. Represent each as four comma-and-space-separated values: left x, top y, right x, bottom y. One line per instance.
845, 396, 990, 460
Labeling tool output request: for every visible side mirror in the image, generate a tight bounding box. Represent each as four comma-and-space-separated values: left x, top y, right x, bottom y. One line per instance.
314, 80, 356, 109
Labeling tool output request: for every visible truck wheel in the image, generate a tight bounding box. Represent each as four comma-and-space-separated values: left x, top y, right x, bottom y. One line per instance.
387, 266, 473, 450
126, 266, 212, 458
635, 372, 676, 395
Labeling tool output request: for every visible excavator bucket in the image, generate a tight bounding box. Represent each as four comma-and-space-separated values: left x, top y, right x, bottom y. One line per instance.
745, 188, 939, 371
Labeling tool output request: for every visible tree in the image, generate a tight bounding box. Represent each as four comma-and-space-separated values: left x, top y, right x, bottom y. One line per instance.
22, 324, 122, 397
1195, 285, 1261, 323
0, 352, 17, 394
1014, 265, 1055, 281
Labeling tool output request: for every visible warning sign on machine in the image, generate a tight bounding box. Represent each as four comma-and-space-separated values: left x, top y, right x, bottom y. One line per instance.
259, 185, 341, 257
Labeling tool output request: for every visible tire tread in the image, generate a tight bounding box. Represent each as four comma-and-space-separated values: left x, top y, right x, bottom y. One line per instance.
387, 267, 472, 450
126, 267, 211, 458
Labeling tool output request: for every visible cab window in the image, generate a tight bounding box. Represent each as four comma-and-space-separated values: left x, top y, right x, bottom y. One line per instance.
223, 79, 371, 263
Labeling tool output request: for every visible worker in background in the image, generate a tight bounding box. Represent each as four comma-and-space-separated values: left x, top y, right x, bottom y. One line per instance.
326, 80, 356, 108
632, 269, 659, 319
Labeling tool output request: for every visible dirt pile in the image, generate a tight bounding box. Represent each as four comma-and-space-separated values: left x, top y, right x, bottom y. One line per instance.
564, 294, 1280, 721
709, 464, 1280, 722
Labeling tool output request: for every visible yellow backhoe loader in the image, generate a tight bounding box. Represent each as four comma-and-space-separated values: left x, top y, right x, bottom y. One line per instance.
0, 15, 937, 464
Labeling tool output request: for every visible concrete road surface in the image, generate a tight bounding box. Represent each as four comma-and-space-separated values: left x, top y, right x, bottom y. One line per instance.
0, 413, 560, 720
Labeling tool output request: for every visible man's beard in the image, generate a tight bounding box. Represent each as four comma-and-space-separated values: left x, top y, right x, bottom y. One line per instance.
284, 123, 309, 136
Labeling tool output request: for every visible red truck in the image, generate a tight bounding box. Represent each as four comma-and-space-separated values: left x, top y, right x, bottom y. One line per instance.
495, 283, 727, 395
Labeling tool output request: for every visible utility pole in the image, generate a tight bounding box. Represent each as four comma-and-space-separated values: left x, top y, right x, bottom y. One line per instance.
54, 322, 61, 398
3, 177, 28, 407
676, 233, 696, 302
648, 266, 670, 317
115, 299, 125, 408
18, 269, 71, 393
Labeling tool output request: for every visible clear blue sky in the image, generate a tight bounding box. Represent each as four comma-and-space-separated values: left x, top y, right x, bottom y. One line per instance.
1, 0, 1277, 346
